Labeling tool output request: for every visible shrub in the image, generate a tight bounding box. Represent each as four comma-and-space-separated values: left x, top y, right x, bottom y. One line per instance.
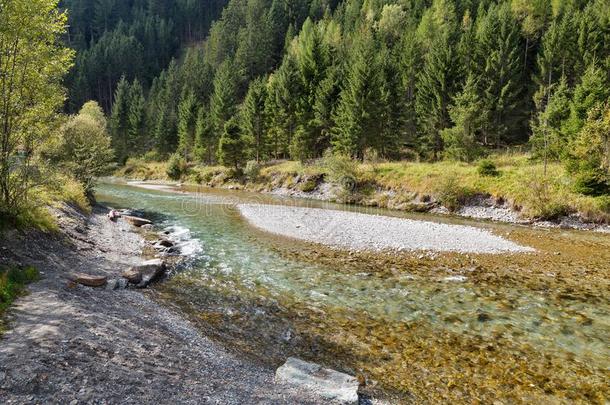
298, 177, 319, 192
322, 150, 359, 191
244, 160, 262, 180
166, 153, 188, 180
435, 176, 471, 212
572, 168, 609, 196
522, 174, 571, 219
0, 266, 39, 315
477, 159, 500, 177
141, 150, 162, 162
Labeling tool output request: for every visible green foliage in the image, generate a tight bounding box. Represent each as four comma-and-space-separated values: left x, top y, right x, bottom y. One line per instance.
566, 103, 610, 196
51, 101, 115, 198
177, 91, 199, 161
166, 153, 188, 181
0, 0, 74, 217
61, 0, 610, 185
322, 150, 359, 190
442, 75, 485, 162
331, 26, 380, 158
244, 160, 262, 181
435, 175, 470, 212
217, 118, 246, 172
477, 159, 500, 177
241, 77, 268, 162
0, 266, 40, 326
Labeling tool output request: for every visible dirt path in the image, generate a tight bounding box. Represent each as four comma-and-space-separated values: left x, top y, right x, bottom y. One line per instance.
0, 205, 319, 404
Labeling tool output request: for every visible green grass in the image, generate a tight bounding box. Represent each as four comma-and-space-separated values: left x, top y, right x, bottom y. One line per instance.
0, 266, 40, 333
114, 153, 610, 223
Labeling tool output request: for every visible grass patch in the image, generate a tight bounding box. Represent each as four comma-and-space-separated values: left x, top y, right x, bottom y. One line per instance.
113, 153, 610, 222
0, 266, 40, 333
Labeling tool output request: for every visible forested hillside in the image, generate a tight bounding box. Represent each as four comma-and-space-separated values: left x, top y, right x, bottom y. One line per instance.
65, 0, 610, 195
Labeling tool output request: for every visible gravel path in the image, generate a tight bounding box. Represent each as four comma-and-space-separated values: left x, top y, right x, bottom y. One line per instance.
0, 205, 321, 404
238, 204, 534, 254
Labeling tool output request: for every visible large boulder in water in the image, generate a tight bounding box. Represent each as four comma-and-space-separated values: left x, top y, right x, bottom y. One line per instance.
122, 259, 166, 288
123, 216, 153, 227
275, 357, 359, 404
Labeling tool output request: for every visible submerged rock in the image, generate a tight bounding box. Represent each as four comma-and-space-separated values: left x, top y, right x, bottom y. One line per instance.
275, 357, 359, 404
69, 273, 108, 288
122, 259, 166, 288
123, 216, 153, 227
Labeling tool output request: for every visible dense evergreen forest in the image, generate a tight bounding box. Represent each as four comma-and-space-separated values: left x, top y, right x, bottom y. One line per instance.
63, 0, 610, 193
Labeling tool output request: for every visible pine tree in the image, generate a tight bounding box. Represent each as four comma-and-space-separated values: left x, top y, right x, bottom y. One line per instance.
109, 76, 130, 164
563, 63, 610, 138
128, 79, 145, 154
441, 74, 484, 161
210, 60, 240, 148
241, 77, 268, 162
530, 76, 571, 161
177, 90, 199, 161
194, 107, 214, 163
474, 2, 525, 147
415, 38, 455, 159
218, 117, 246, 172
331, 27, 380, 157
265, 56, 300, 159
414, 0, 458, 159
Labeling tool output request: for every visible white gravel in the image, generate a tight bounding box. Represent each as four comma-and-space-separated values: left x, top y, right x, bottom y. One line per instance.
238, 204, 534, 254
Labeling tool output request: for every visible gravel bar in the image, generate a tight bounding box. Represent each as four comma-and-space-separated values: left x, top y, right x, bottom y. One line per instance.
238, 204, 534, 254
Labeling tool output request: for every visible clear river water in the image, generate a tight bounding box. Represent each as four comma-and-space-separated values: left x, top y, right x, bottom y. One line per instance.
97, 181, 609, 403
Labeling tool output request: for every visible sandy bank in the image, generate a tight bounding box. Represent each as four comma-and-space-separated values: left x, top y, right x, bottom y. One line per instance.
238, 204, 534, 254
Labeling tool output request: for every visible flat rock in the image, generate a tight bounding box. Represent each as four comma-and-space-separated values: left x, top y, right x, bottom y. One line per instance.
69, 273, 107, 288
122, 259, 166, 288
275, 358, 359, 404
123, 216, 153, 227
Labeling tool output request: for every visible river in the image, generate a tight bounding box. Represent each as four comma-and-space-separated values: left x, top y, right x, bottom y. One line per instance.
97, 181, 609, 403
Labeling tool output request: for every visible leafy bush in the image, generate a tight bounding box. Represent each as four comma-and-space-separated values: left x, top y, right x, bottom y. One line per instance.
141, 150, 163, 162
298, 177, 319, 192
477, 159, 500, 177
244, 160, 262, 180
322, 150, 359, 191
522, 175, 571, 219
0, 266, 39, 315
435, 176, 471, 212
166, 153, 188, 180
572, 168, 609, 196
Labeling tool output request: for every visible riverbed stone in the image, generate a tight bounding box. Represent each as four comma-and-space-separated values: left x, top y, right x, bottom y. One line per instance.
275, 357, 359, 404
69, 273, 108, 288
122, 259, 166, 288
123, 216, 153, 227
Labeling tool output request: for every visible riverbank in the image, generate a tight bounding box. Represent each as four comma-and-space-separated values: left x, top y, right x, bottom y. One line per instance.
116, 154, 610, 232
0, 204, 325, 404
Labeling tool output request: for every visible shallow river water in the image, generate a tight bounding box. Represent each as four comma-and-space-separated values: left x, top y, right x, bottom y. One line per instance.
97, 181, 609, 403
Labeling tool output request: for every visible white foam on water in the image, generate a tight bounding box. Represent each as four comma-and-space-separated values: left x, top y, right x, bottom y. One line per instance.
163, 225, 204, 257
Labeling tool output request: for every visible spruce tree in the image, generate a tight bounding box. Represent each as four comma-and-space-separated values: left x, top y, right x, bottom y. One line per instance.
241, 77, 268, 162
128, 79, 146, 155
530, 76, 571, 161
177, 90, 199, 161
474, 2, 525, 147
109, 76, 130, 164
218, 117, 246, 172
331, 26, 380, 158
441, 74, 484, 162
209, 59, 240, 150
194, 107, 214, 164
563, 63, 610, 138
